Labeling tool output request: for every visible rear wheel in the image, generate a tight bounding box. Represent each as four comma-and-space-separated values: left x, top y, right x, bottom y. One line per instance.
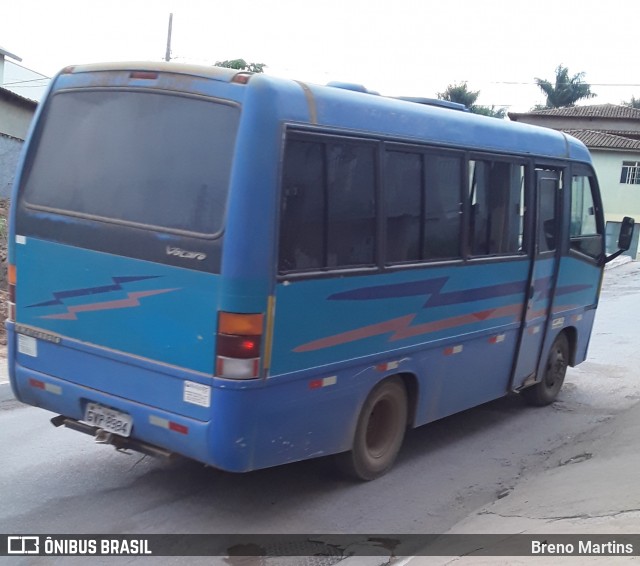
336, 377, 408, 481
521, 333, 569, 406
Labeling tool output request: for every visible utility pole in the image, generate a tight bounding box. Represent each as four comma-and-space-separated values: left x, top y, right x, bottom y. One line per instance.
165, 13, 173, 62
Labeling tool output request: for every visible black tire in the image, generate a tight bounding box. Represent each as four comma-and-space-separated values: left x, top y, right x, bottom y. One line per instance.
336, 377, 408, 481
521, 333, 569, 406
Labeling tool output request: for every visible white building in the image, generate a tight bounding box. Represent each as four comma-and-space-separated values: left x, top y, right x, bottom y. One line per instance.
509, 105, 640, 258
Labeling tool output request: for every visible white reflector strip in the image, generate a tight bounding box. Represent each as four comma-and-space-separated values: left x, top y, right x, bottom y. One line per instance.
28, 378, 61, 394
376, 360, 401, 372
444, 345, 463, 356
309, 375, 338, 389
149, 415, 188, 435
149, 415, 170, 429
489, 334, 506, 344
45, 383, 62, 395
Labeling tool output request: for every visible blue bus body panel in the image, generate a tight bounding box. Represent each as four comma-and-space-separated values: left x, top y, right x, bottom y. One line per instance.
552, 255, 603, 364
271, 260, 530, 375
14, 238, 218, 374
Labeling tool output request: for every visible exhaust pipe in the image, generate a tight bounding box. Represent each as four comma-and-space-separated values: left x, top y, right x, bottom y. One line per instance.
50, 415, 176, 460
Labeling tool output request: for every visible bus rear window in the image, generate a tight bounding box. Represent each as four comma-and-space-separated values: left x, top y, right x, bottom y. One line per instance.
21, 89, 239, 236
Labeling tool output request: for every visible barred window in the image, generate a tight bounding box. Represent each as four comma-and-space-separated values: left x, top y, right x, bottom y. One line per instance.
620, 161, 640, 185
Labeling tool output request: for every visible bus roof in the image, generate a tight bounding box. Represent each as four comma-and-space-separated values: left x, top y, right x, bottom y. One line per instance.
56, 61, 591, 163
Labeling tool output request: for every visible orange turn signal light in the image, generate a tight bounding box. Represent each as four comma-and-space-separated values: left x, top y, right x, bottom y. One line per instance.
218, 312, 263, 336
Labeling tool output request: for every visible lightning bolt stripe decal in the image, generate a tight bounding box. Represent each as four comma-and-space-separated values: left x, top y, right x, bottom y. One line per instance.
40, 289, 179, 320
293, 276, 595, 353
294, 304, 523, 353
28, 276, 161, 308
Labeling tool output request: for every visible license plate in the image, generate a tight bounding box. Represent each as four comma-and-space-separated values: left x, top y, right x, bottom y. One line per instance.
84, 403, 133, 437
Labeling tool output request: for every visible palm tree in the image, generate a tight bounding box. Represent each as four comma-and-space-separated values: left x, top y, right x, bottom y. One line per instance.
623, 96, 640, 109
535, 65, 595, 108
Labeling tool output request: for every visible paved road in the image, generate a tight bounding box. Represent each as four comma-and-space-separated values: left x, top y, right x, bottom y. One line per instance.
1, 261, 639, 565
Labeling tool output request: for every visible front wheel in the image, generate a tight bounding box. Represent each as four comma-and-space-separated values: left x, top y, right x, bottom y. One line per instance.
336, 377, 408, 481
521, 333, 569, 406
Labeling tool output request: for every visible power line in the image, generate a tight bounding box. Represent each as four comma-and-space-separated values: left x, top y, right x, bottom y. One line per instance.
1, 77, 50, 87
491, 81, 640, 87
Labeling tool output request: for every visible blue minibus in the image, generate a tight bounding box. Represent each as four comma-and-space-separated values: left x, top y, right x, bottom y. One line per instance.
7, 62, 633, 479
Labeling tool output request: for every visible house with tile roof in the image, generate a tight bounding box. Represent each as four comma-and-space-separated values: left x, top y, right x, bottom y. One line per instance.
509, 104, 640, 257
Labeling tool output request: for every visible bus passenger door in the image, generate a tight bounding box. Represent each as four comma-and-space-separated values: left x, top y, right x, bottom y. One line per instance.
511, 168, 562, 390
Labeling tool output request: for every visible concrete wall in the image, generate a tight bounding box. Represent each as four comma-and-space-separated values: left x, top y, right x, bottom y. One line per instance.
0, 133, 22, 198
0, 95, 34, 140
0, 89, 36, 199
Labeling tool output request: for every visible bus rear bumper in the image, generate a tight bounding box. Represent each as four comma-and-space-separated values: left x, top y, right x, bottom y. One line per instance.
12, 363, 215, 466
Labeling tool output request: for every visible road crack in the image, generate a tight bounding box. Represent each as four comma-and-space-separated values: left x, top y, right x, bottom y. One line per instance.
479, 507, 640, 522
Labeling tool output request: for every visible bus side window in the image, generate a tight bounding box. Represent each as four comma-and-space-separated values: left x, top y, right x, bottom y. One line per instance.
279, 136, 377, 273
327, 143, 376, 268
279, 140, 325, 272
384, 151, 422, 263
536, 172, 559, 254
384, 149, 462, 263
424, 153, 463, 260
570, 174, 603, 259
469, 160, 525, 256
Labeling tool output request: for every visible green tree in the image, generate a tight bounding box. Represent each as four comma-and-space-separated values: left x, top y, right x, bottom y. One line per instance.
215, 59, 266, 73
623, 96, 640, 109
534, 65, 595, 108
471, 105, 507, 119
438, 82, 506, 118
439, 82, 480, 108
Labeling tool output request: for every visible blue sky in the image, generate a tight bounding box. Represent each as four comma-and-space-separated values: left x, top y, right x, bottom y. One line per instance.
1, 0, 639, 110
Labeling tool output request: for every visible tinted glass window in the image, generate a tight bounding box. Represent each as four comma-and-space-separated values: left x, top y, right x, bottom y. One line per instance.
279, 136, 376, 272
469, 160, 525, 256
279, 141, 325, 271
424, 154, 462, 259
22, 90, 239, 235
537, 170, 560, 253
385, 151, 422, 262
571, 174, 603, 259
327, 143, 376, 267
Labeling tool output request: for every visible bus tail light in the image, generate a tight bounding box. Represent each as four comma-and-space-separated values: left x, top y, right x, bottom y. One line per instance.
8, 264, 16, 321
215, 312, 264, 379
231, 72, 252, 85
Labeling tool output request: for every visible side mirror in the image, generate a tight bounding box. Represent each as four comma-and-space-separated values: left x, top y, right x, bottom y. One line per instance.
604, 216, 635, 264
618, 216, 635, 251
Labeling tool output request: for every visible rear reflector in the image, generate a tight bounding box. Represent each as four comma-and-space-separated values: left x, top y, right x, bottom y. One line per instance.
130, 71, 159, 80
149, 415, 189, 435
28, 378, 62, 395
